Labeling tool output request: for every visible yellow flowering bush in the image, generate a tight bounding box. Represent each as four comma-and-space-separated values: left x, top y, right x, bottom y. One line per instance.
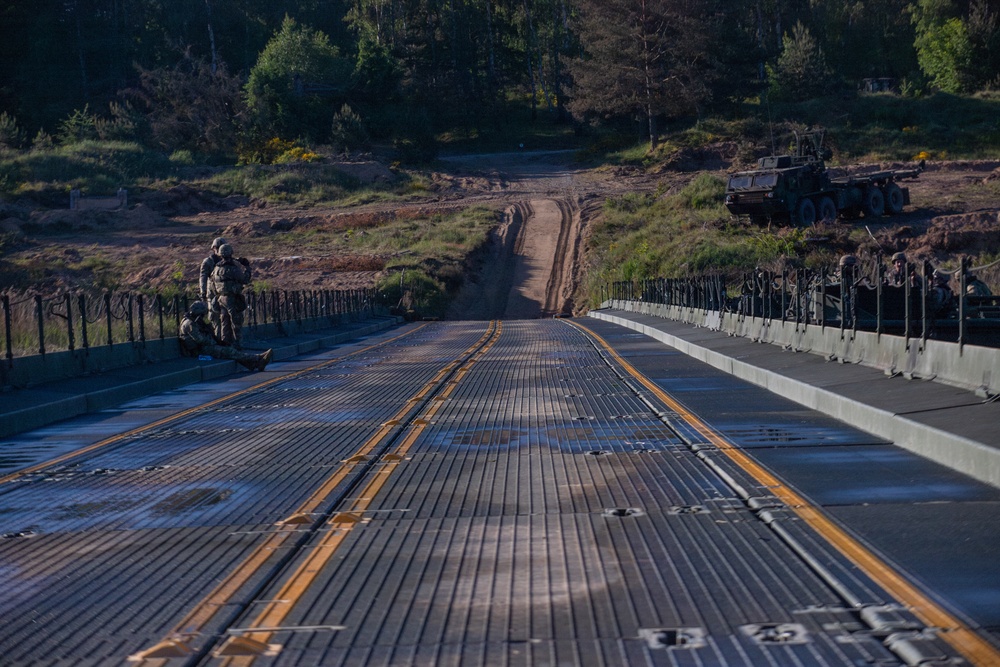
238, 137, 320, 164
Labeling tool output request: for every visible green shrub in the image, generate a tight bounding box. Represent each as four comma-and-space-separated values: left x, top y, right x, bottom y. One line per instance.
0, 112, 26, 149
376, 269, 448, 319
605, 191, 656, 213
677, 174, 726, 209
331, 104, 370, 154
58, 106, 100, 144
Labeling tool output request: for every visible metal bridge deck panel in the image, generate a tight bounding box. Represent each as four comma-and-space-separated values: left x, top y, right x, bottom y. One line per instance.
750, 443, 1000, 504
0, 525, 278, 664
220, 321, 922, 666
254, 515, 899, 667
361, 450, 740, 518
828, 500, 1000, 627
0, 319, 991, 665
580, 316, 1000, 646
2, 460, 356, 531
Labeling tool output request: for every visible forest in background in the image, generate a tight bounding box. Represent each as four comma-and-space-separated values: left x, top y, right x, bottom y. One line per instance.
0, 0, 998, 162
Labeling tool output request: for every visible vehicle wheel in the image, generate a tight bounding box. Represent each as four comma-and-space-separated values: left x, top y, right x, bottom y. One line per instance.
862, 187, 885, 217
883, 183, 904, 214
796, 198, 816, 226
818, 196, 838, 223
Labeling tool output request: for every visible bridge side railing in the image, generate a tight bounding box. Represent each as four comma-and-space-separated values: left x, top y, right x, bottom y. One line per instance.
1, 287, 379, 373
606, 257, 1000, 351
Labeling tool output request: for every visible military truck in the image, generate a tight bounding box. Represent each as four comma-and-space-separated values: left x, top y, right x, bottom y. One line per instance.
724, 130, 923, 226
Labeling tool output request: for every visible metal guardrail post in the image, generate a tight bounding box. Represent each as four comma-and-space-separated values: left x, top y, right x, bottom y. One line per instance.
921, 261, 930, 346
65, 293, 75, 351
795, 269, 812, 331
2, 294, 12, 366
780, 269, 787, 322
137, 294, 146, 343
851, 280, 858, 338
876, 264, 884, 338
156, 294, 164, 340
958, 257, 967, 351
904, 262, 912, 344
78, 294, 89, 350
126, 293, 135, 343
105, 292, 113, 346
839, 270, 847, 337
35, 295, 45, 355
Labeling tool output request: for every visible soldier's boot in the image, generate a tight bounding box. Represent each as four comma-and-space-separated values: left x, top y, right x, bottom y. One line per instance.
237, 358, 257, 371
256, 349, 273, 371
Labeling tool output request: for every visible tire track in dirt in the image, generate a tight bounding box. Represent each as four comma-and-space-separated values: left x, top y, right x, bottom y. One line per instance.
502, 198, 579, 319
445, 197, 583, 320
542, 197, 582, 317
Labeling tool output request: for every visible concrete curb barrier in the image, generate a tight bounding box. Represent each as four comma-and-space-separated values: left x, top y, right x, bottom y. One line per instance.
603, 300, 1000, 396
590, 308, 1000, 489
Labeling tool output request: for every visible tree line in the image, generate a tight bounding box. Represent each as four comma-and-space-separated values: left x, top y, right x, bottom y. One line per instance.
0, 0, 996, 159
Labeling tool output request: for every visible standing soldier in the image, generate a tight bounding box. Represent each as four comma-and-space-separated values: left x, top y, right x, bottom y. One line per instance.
200, 237, 227, 336
210, 244, 252, 347
886, 252, 921, 289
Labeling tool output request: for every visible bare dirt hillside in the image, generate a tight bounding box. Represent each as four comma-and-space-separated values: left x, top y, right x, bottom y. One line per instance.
2, 150, 998, 319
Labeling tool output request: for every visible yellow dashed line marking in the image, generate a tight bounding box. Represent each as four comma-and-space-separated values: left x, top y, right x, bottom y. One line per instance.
129, 322, 499, 664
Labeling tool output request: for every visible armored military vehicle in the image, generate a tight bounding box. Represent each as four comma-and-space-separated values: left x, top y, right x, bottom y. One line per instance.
724, 129, 923, 226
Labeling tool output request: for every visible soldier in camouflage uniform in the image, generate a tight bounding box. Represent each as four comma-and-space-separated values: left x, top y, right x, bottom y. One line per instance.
200, 237, 227, 336
210, 243, 252, 347
179, 302, 272, 371
964, 270, 992, 297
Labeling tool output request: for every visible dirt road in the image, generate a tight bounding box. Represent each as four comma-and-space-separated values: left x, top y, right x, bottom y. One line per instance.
447, 197, 582, 320
440, 152, 599, 319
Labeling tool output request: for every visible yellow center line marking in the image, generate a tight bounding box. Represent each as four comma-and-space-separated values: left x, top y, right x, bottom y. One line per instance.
130, 322, 497, 663
216, 322, 504, 664
569, 320, 1000, 666
3, 324, 428, 486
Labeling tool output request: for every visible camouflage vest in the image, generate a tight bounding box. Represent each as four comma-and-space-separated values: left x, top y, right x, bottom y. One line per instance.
211, 260, 246, 296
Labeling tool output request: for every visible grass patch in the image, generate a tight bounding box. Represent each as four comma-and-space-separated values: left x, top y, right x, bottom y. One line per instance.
0, 141, 174, 203
583, 174, 820, 308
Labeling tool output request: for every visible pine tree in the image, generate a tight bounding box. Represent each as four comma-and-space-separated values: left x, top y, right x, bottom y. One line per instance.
567, 0, 714, 149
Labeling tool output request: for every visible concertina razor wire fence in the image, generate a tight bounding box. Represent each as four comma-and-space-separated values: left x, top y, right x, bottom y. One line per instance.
1, 287, 378, 365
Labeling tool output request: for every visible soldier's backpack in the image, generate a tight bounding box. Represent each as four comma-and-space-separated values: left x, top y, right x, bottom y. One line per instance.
211, 260, 247, 296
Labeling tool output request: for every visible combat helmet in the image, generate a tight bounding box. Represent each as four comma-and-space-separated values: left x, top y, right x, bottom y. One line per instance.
218, 244, 234, 258
189, 301, 209, 316
839, 254, 858, 267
